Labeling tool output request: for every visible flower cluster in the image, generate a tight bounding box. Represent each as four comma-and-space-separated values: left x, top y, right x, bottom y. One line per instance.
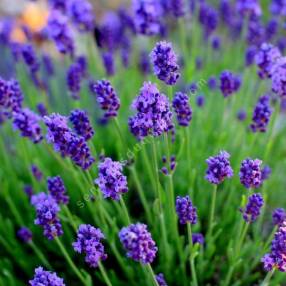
72, 224, 107, 268
236, 0, 262, 17
47, 176, 69, 205
220, 71, 241, 97
239, 158, 262, 189
241, 193, 264, 222
176, 196, 197, 225
95, 158, 128, 201
17, 227, 32, 243
29, 267, 65, 286
129, 82, 173, 140
192, 233, 205, 245
119, 223, 157, 264
31, 165, 43, 181
156, 273, 168, 286
150, 41, 180, 85
172, 92, 192, 127
31, 193, 63, 240
205, 151, 233, 185
272, 208, 286, 226
271, 57, 286, 98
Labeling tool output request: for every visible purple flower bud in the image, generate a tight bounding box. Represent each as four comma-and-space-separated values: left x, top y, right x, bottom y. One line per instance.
237, 109, 247, 121
220, 71, 241, 98
119, 223, 158, 264
271, 56, 286, 98
156, 273, 168, 286
245, 45, 257, 66
47, 176, 69, 205
66, 63, 82, 99
37, 103, 48, 117
42, 53, 54, 76
161, 167, 169, 175
95, 158, 128, 201
205, 151, 233, 185
48, 0, 67, 11
241, 193, 264, 222
168, 0, 185, 18
198, 3, 218, 37
17, 227, 32, 243
101, 52, 115, 77
72, 224, 107, 268
31, 164, 43, 181
236, 0, 262, 17
196, 95, 205, 107
211, 35, 221, 50
24, 185, 34, 199
21, 44, 40, 74
192, 233, 204, 245
176, 196, 197, 225
172, 92, 192, 127
139, 51, 151, 75
150, 41, 180, 86
239, 158, 262, 189
272, 208, 286, 226
261, 165, 272, 182
29, 267, 65, 286
208, 76, 217, 90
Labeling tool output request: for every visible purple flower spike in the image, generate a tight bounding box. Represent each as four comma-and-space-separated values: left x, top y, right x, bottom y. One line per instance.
128, 82, 173, 140
156, 273, 168, 286
139, 51, 151, 75
196, 95, 205, 107
24, 185, 34, 199
245, 45, 257, 67
13, 108, 43, 144
169, 0, 185, 18
239, 158, 262, 189
101, 52, 115, 77
241, 193, 264, 222
262, 221, 286, 272
176, 196, 197, 225
17, 227, 32, 243
119, 223, 158, 264
205, 151, 233, 185
21, 44, 40, 74
255, 43, 281, 79
271, 57, 286, 98
69, 109, 94, 141
261, 165, 272, 182
220, 71, 241, 98
272, 208, 286, 226
89, 79, 120, 119
250, 95, 272, 133
192, 233, 204, 245
172, 92, 192, 127
150, 41, 180, 85
47, 176, 69, 205
73, 224, 107, 268
237, 109, 247, 121
236, 0, 262, 17
31, 165, 43, 181
95, 158, 128, 201
66, 63, 82, 100
29, 267, 65, 286
31, 193, 63, 240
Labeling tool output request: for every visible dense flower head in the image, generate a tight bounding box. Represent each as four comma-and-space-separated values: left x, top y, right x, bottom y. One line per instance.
175, 195, 197, 225
46, 11, 74, 56
247, 18, 265, 47
241, 193, 264, 222
236, 0, 262, 17
69, 109, 94, 141
72, 224, 107, 268
198, 3, 219, 37
265, 19, 279, 41
13, 108, 43, 144
66, 62, 82, 99
255, 43, 281, 79
31, 192, 63, 240
129, 82, 173, 140
17, 227, 32, 243
47, 176, 69, 205
262, 221, 286, 272
220, 71, 241, 97
119, 223, 158, 264
89, 79, 120, 119
21, 44, 40, 74
273, 208, 286, 226
270, 0, 286, 16
67, 0, 95, 32
31, 164, 43, 181
156, 273, 168, 286
172, 92, 192, 126
245, 45, 257, 66
250, 95, 272, 132
150, 41, 180, 85
132, 0, 162, 36
192, 233, 205, 245
239, 158, 262, 189
29, 267, 65, 286
205, 151, 233, 184
168, 0, 185, 18
95, 158, 128, 200
271, 56, 286, 98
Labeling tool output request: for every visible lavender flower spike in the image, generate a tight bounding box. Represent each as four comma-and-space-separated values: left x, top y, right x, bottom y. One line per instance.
95, 158, 128, 201
176, 196, 197, 225
29, 267, 65, 286
17, 227, 32, 243
239, 158, 262, 189
220, 71, 241, 98
47, 176, 69, 205
119, 223, 158, 264
156, 273, 168, 286
73, 224, 107, 268
241, 193, 264, 222
271, 57, 286, 98
272, 208, 286, 226
150, 41, 180, 85
172, 92, 192, 127
205, 151, 233, 184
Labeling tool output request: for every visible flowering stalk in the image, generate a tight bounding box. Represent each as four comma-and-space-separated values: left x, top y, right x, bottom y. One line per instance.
98, 261, 113, 286
119, 196, 131, 225
260, 269, 275, 286
187, 223, 198, 286
146, 264, 160, 286
208, 184, 217, 238
29, 241, 52, 270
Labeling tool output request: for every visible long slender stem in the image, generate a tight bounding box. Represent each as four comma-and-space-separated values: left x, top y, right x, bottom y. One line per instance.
119, 196, 131, 225
63, 205, 78, 232
260, 269, 275, 286
29, 241, 52, 270
54, 237, 86, 284
187, 223, 198, 286
151, 138, 161, 205
146, 263, 160, 286
98, 261, 113, 286
208, 185, 218, 237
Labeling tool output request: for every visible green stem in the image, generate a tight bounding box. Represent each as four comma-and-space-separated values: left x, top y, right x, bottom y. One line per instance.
98, 261, 113, 286
260, 269, 275, 286
208, 185, 217, 238
151, 138, 162, 206
188, 223, 198, 286
29, 241, 52, 270
146, 263, 160, 286
119, 196, 131, 225
63, 205, 78, 232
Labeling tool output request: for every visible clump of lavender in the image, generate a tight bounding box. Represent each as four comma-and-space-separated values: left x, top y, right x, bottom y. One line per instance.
13, 109, 43, 144
129, 82, 173, 140
47, 176, 69, 205
69, 109, 94, 141
150, 41, 180, 85
236, 0, 262, 17
239, 158, 262, 189
205, 151, 233, 185
176, 196, 197, 225
262, 221, 286, 272
29, 267, 65, 286
172, 92, 192, 126
17, 227, 32, 243
156, 273, 168, 286
95, 158, 128, 201
255, 43, 281, 79
192, 233, 204, 245
31, 193, 63, 240
31, 165, 43, 181
220, 71, 241, 97
241, 193, 264, 222
272, 208, 286, 226
67, 0, 95, 32
271, 57, 286, 98
89, 80, 120, 119
72, 224, 107, 268
250, 95, 272, 133
119, 223, 158, 264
